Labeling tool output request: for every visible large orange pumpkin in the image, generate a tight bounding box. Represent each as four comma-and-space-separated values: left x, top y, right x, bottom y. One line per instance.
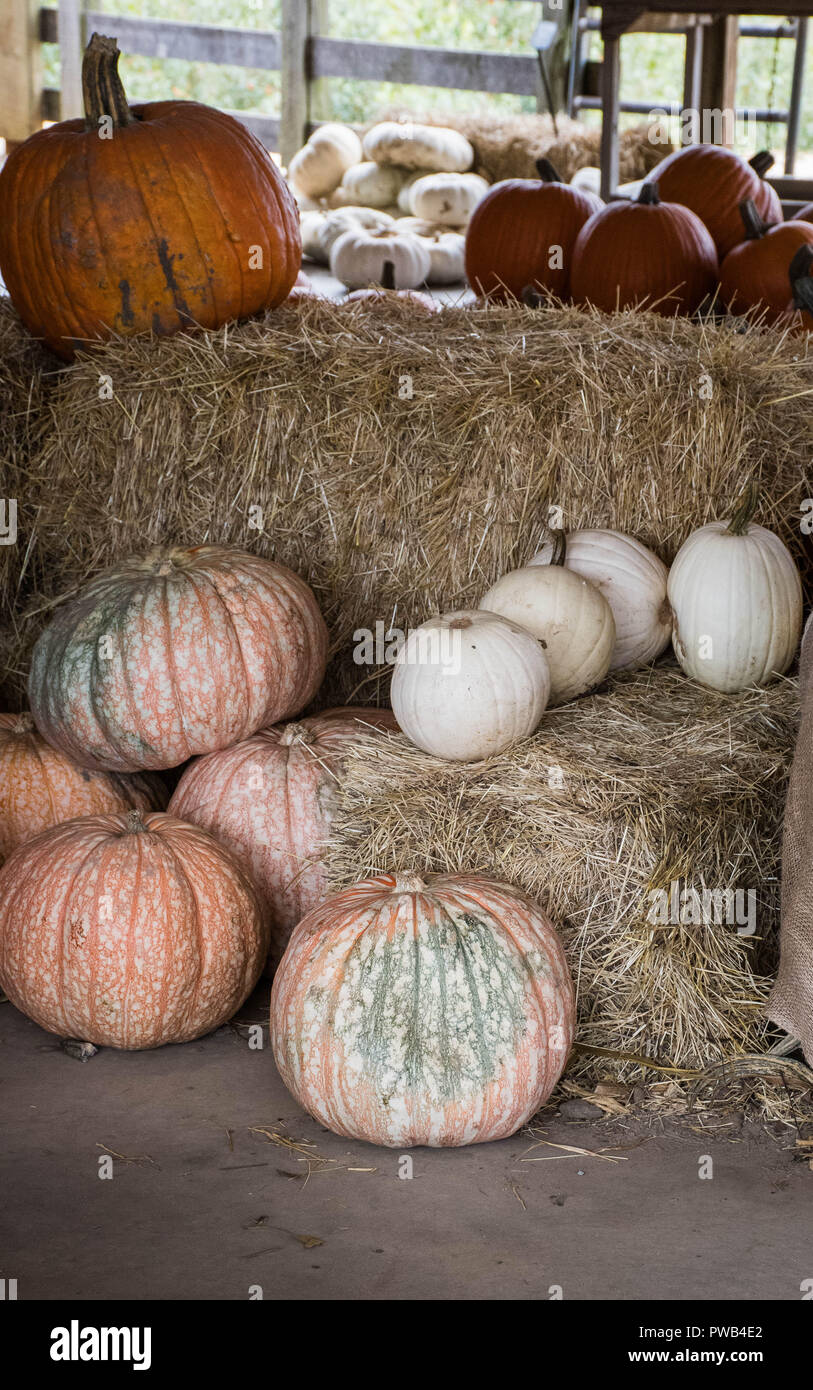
0, 711, 165, 862
271, 871, 575, 1147
0, 810, 268, 1048
169, 707, 398, 962
464, 158, 601, 302
647, 145, 781, 259
28, 545, 328, 773
0, 33, 300, 359
719, 199, 813, 323
570, 182, 717, 317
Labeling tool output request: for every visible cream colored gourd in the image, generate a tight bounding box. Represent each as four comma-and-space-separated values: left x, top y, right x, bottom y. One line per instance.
317, 206, 395, 260
481, 540, 615, 705
667, 489, 802, 692
363, 121, 474, 173
330, 227, 431, 290
422, 230, 466, 285
398, 172, 424, 213
300, 210, 328, 262
530, 529, 671, 671
390, 610, 550, 762
409, 172, 490, 227
339, 161, 407, 209
288, 123, 362, 199
570, 166, 602, 198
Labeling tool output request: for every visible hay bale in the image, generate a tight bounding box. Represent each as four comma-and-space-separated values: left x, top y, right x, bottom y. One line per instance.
2, 296, 812, 710
369, 109, 669, 184
321, 665, 799, 1081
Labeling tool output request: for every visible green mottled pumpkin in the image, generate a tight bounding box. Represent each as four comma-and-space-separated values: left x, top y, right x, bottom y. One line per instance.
271, 871, 574, 1148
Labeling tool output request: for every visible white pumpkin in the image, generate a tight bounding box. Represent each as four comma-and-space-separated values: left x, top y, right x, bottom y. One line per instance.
422, 230, 466, 285
480, 556, 615, 706
390, 610, 550, 762
363, 121, 474, 173
409, 172, 490, 227
529, 529, 671, 671
667, 496, 802, 692
318, 206, 396, 260
288, 123, 363, 199
339, 161, 408, 209
300, 210, 328, 262
397, 172, 425, 214
330, 227, 431, 290
570, 166, 602, 198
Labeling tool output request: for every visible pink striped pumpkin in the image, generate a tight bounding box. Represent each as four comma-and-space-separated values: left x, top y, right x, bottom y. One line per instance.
28, 546, 329, 773
0, 711, 165, 862
271, 872, 574, 1147
169, 707, 398, 962
0, 810, 268, 1049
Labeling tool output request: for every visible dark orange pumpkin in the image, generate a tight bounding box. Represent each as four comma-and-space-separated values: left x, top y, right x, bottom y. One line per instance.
647, 145, 781, 259
464, 158, 601, 302
569, 182, 718, 317
0, 33, 300, 359
785, 244, 813, 333
719, 200, 813, 323
793, 202, 813, 226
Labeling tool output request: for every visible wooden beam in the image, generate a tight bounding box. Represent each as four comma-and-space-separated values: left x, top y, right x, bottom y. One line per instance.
58, 0, 87, 120
280, 0, 309, 165
0, 0, 43, 142
599, 32, 620, 200
698, 14, 738, 146
310, 36, 540, 95
310, 0, 331, 124
40, 10, 282, 68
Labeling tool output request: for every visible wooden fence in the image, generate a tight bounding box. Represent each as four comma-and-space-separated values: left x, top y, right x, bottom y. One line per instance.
1, 0, 549, 156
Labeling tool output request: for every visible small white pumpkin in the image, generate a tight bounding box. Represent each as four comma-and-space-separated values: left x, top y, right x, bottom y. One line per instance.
570, 166, 602, 198
480, 545, 615, 705
391, 610, 550, 762
409, 172, 490, 227
529, 529, 671, 671
339, 161, 408, 209
318, 206, 396, 260
422, 230, 466, 285
397, 172, 425, 214
363, 121, 474, 173
330, 227, 431, 290
288, 123, 363, 199
667, 490, 802, 692
300, 210, 328, 262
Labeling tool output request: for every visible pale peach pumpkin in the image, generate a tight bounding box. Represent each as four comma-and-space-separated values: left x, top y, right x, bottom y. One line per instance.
169, 707, 397, 962
0, 712, 165, 862
271, 871, 575, 1147
28, 545, 329, 773
0, 810, 268, 1048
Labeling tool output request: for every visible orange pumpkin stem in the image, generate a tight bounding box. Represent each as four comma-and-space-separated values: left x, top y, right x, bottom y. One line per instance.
739, 198, 771, 241
535, 158, 563, 184
637, 183, 660, 206
82, 33, 132, 131
125, 809, 147, 833
726, 482, 759, 536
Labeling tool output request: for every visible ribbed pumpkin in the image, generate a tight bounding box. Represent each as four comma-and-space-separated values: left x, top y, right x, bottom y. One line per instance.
271, 871, 575, 1147
646, 145, 781, 259
169, 708, 397, 962
0, 810, 268, 1049
668, 487, 802, 692
794, 202, 813, 226
0, 34, 300, 359
464, 158, 600, 302
29, 546, 328, 773
719, 200, 813, 322
570, 182, 718, 317
0, 712, 165, 862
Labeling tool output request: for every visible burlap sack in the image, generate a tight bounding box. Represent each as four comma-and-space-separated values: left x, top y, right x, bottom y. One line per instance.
768, 611, 813, 1061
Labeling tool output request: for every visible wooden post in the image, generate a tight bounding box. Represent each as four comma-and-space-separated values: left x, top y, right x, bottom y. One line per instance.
698, 15, 738, 147
539, 0, 575, 116
280, 0, 310, 164
59, 0, 89, 121
310, 0, 330, 126
0, 0, 43, 143
599, 32, 620, 200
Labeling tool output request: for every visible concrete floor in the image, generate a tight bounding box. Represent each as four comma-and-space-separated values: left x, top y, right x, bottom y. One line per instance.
1, 984, 810, 1302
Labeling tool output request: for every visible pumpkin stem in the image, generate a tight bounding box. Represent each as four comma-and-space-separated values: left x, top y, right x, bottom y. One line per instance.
726, 483, 760, 536
279, 721, 313, 747
637, 182, 660, 206
392, 872, 426, 894
12, 712, 35, 734
749, 150, 775, 179
448, 615, 473, 630
82, 33, 132, 132
535, 157, 563, 184
548, 528, 568, 567
739, 198, 771, 240
381, 260, 396, 291
125, 809, 147, 834
521, 284, 544, 308
789, 244, 813, 314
